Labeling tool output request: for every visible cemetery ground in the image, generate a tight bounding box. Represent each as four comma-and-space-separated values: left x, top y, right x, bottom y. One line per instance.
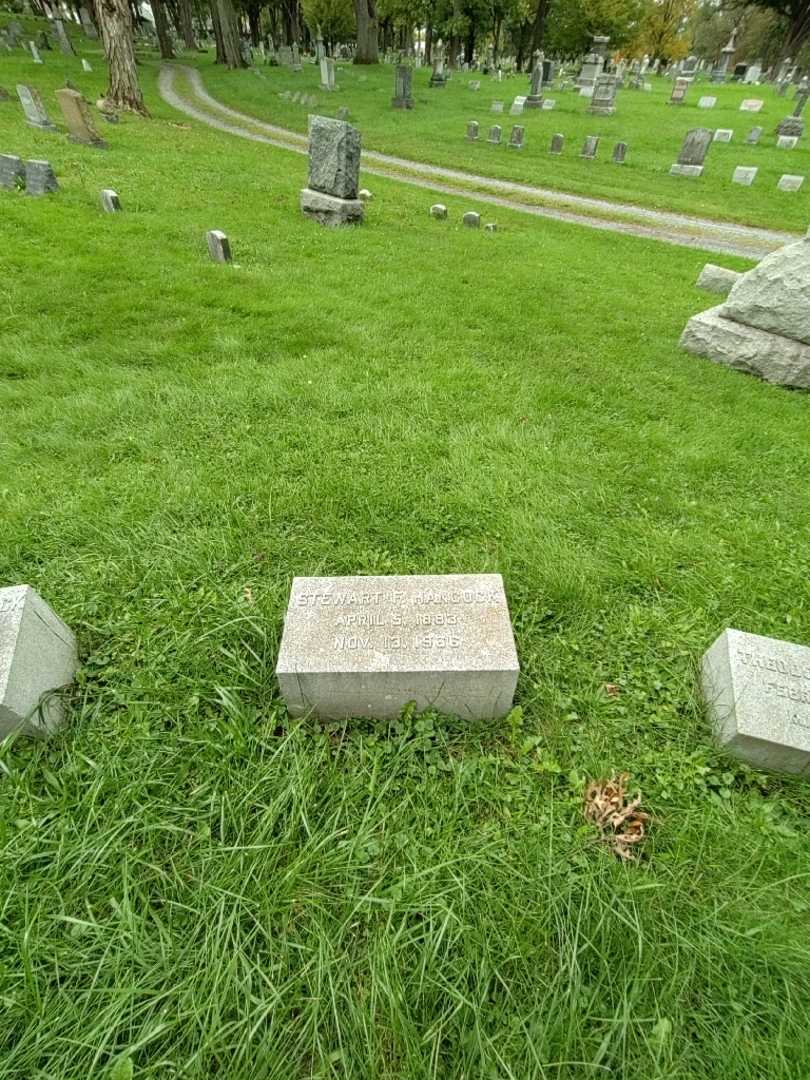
3, 32, 810, 1080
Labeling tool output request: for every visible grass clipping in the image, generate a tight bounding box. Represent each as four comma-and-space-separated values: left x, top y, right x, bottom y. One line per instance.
584, 773, 650, 861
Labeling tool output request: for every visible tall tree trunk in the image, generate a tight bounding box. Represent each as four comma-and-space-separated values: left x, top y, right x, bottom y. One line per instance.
353, 0, 379, 62
529, 0, 549, 54
424, 22, 432, 63
785, 2, 810, 57
281, 0, 299, 45
211, 0, 225, 61
216, 0, 247, 67
177, 0, 196, 48
152, 0, 175, 58
95, 0, 149, 113
247, 5, 260, 45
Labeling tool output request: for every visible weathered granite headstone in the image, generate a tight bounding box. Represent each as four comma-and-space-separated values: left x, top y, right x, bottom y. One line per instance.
670, 127, 712, 176
206, 229, 231, 262
278, 45, 293, 66
509, 96, 526, 115
732, 165, 757, 186
29, 41, 43, 64
487, 124, 502, 145
275, 575, 519, 721
55, 88, 107, 147
680, 234, 810, 387
745, 126, 763, 144
702, 628, 810, 774
696, 263, 741, 296
429, 203, 447, 218
484, 222, 497, 232
468, 80, 480, 91
81, 58, 92, 73
466, 120, 479, 141
611, 140, 627, 164
79, 6, 97, 39
392, 64, 413, 108
52, 18, 74, 56
0, 153, 24, 189
526, 49, 544, 108
490, 100, 503, 113
463, 211, 480, 227
320, 56, 335, 91
777, 134, 798, 149
25, 159, 58, 195
0, 585, 78, 739
580, 135, 599, 158
777, 173, 804, 191
17, 84, 55, 130
549, 132, 564, 154
100, 187, 121, 212
358, 188, 372, 201
713, 128, 733, 142
429, 53, 446, 88
739, 98, 763, 112
589, 73, 617, 115
291, 41, 301, 71
669, 77, 689, 104
698, 95, 716, 108
301, 115, 363, 226
541, 98, 555, 110
508, 124, 524, 149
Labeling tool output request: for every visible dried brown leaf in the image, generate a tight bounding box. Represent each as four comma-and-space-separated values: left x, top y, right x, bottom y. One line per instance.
583, 772, 650, 861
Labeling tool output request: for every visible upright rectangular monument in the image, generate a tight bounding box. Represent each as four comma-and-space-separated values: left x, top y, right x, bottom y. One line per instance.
702, 628, 810, 774
300, 115, 363, 226
276, 574, 519, 721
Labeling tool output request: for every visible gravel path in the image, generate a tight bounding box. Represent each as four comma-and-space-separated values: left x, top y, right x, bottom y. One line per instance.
159, 65, 798, 261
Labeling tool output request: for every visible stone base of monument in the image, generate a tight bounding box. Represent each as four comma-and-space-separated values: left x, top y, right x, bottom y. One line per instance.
777, 116, 804, 137
588, 104, 615, 115
1, 585, 78, 739
680, 305, 810, 389
391, 96, 414, 109
524, 95, 543, 109
276, 574, 519, 721
300, 188, 364, 227
702, 628, 810, 774
669, 163, 703, 177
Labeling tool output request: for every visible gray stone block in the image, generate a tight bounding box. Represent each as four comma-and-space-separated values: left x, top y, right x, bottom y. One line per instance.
463, 211, 480, 228
0, 585, 78, 739
429, 203, 447, 219
695, 263, 742, 296
670, 163, 703, 177
679, 304, 810, 388
206, 229, 231, 262
702, 628, 810, 774
0, 153, 24, 190
25, 159, 58, 195
307, 115, 360, 200
100, 188, 121, 212
300, 187, 363, 226
723, 236, 810, 345
276, 574, 519, 721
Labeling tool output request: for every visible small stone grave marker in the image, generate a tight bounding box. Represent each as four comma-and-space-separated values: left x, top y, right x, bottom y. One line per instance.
484, 222, 497, 232
739, 99, 763, 112
0, 153, 24, 189
490, 100, 503, 113
541, 98, 556, 110
487, 124, 502, 144
669, 77, 689, 104
206, 229, 232, 262
702, 628, 810, 774
81, 58, 92, 72
429, 203, 447, 218
463, 211, 480, 227
25, 159, 58, 195
17, 83, 55, 130
580, 135, 599, 158
469, 80, 480, 91
55, 87, 106, 147
746, 126, 763, 144
100, 188, 121, 212
670, 127, 712, 176
777, 173, 804, 191
732, 165, 757, 186
0, 585, 78, 739
509, 96, 526, 115
698, 95, 716, 108
29, 41, 43, 64
713, 128, 733, 142
549, 132, 564, 154
777, 134, 798, 149
276, 575, 519, 721
612, 140, 627, 163
466, 120, 479, 141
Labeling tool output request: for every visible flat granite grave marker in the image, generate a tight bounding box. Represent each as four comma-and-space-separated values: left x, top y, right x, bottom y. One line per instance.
669, 77, 689, 104
0, 153, 24, 189
490, 100, 503, 113
276, 574, 519, 721
508, 124, 524, 149
100, 187, 121, 212
0, 585, 78, 739
206, 229, 232, 262
740, 98, 763, 112
17, 83, 55, 130
732, 165, 757, 185
702, 628, 810, 774
698, 95, 716, 108
713, 128, 733, 142
777, 173, 804, 191
25, 159, 58, 195
746, 126, 763, 144
301, 115, 363, 226
777, 134, 798, 149
55, 87, 107, 147
541, 98, 556, 110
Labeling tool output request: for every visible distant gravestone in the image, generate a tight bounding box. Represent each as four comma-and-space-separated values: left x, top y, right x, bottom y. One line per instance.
466, 120, 479, 141
541, 98, 556, 110
391, 64, 413, 109
301, 115, 363, 226
484, 222, 497, 232
746, 126, 763, 144
713, 128, 733, 142
777, 173, 804, 191
0, 585, 78, 739
206, 229, 232, 262
777, 134, 798, 149
549, 132, 564, 154
670, 127, 712, 176
698, 95, 716, 108
580, 135, 599, 158
732, 165, 757, 186
702, 628, 810, 774
490, 100, 503, 113
429, 203, 447, 218
739, 98, 763, 112
463, 211, 481, 228
79, 7, 97, 39
100, 188, 121, 212
612, 140, 627, 163
487, 124, 502, 145
669, 77, 689, 104
0, 153, 24, 189
81, 58, 92, 73
589, 73, 617, 115
509, 96, 526, 115
508, 124, 524, 149
275, 575, 519, 721
320, 56, 335, 92
55, 88, 107, 147
25, 159, 58, 195
468, 80, 480, 91
16, 84, 56, 130
29, 41, 43, 64
51, 18, 74, 56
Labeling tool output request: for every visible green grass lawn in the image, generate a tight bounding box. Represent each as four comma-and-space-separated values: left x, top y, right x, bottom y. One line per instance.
2, 32, 810, 1080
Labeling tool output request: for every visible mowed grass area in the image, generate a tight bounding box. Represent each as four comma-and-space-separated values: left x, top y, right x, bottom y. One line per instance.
3, 43, 810, 1080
